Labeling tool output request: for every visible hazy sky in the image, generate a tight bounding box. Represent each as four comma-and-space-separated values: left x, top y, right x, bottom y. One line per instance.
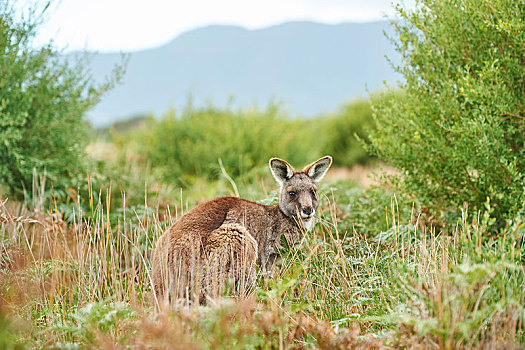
19, 0, 409, 53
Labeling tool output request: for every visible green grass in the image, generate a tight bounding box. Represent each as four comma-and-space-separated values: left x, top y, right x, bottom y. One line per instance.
1, 176, 523, 349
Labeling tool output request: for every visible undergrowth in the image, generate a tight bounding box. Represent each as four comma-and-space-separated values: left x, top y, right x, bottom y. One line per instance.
0, 179, 523, 349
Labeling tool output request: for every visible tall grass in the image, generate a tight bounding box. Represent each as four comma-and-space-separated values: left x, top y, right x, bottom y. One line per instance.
1, 183, 169, 347
1, 178, 523, 348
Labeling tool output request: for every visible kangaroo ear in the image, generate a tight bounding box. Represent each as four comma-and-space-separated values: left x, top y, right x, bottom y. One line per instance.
302, 156, 332, 182
269, 158, 295, 185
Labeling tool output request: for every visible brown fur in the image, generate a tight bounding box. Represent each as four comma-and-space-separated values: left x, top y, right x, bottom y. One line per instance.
151, 156, 332, 306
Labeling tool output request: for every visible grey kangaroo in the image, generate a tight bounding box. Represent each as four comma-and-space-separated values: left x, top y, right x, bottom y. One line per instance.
151, 156, 332, 305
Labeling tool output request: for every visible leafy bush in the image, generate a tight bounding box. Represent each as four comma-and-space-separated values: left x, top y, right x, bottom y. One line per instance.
124, 98, 385, 190
51, 300, 134, 348
0, 2, 122, 199
369, 0, 525, 226
321, 98, 376, 167
140, 104, 320, 187
328, 181, 416, 237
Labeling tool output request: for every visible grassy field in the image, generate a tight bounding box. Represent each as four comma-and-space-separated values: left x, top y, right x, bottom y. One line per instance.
2, 0, 524, 347
1, 165, 523, 349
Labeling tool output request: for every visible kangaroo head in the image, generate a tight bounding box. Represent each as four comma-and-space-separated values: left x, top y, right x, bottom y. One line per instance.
269, 156, 332, 231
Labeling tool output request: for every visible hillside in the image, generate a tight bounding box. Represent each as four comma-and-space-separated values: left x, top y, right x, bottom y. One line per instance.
84, 21, 400, 126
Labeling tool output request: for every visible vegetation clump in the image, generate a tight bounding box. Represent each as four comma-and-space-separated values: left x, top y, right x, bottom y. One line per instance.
0, 2, 123, 200
370, 0, 525, 226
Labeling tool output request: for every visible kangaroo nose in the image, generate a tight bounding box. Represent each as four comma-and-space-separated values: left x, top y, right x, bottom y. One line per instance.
302, 207, 313, 216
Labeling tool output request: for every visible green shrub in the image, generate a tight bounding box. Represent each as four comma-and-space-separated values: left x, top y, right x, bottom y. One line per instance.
321, 98, 376, 167
0, 311, 27, 350
50, 300, 135, 348
0, 2, 122, 199
369, 0, 525, 227
328, 181, 416, 237
140, 104, 320, 187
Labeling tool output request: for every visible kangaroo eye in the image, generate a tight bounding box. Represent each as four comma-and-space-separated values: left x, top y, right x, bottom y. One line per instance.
288, 191, 296, 197
311, 189, 317, 197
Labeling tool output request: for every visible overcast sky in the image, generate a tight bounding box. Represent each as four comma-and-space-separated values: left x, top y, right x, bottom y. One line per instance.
21, 0, 410, 53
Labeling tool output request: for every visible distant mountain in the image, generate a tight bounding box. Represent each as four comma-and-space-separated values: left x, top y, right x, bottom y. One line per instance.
83, 21, 400, 126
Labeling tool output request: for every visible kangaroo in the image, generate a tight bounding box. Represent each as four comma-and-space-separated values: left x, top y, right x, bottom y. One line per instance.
151, 156, 332, 306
